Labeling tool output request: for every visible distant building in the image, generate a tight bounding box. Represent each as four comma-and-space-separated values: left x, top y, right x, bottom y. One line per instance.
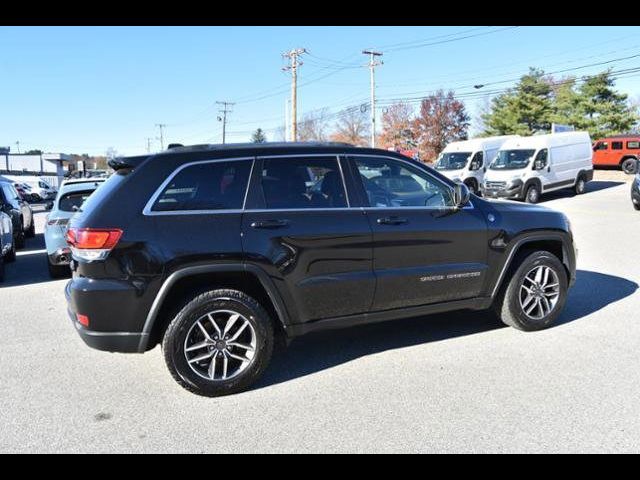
0, 152, 77, 187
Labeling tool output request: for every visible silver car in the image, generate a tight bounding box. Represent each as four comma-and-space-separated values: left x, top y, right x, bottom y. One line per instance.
0, 211, 16, 282
44, 179, 105, 278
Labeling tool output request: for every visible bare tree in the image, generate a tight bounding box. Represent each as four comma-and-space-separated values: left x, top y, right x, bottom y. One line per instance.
329, 106, 370, 146
297, 109, 329, 142
378, 102, 415, 150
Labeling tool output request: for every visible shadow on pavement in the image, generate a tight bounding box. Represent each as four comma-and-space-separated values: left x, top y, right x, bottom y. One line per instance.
540, 181, 624, 202
1, 233, 69, 288
256, 269, 637, 390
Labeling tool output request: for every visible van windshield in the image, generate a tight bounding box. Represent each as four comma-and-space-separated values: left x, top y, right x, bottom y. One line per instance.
491, 149, 535, 170
435, 152, 471, 171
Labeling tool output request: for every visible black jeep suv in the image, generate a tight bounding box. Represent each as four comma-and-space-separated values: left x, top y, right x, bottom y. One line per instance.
65, 143, 576, 396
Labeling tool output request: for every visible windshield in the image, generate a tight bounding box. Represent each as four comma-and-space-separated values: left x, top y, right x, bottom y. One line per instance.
435, 152, 472, 171
491, 149, 535, 170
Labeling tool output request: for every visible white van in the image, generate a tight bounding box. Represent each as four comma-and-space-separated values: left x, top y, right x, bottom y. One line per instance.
482, 131, 594, 203
434, 136, 518, 194
4, 176, 57, 201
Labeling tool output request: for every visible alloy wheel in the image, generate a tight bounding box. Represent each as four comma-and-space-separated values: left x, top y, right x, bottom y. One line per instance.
519, 265, 561, 320
184, 310, 257, 381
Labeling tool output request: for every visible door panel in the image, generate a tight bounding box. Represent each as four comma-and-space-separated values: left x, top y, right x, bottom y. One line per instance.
242, 156, 374, 323
349, 155, 489, 311
242, 210, 374, 322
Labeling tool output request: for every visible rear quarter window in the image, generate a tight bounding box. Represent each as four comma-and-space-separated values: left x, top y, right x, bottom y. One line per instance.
76, 171, 126, 214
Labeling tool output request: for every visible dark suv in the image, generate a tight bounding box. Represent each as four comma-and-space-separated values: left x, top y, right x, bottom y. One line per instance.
65, 143, 577, 396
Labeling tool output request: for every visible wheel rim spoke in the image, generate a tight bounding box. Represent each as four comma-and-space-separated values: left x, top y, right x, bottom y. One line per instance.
184, 309, 257, 383
520, 265, 561, 321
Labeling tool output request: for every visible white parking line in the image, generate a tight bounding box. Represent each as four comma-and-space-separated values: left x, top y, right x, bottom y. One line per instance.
16, 249, 47, 256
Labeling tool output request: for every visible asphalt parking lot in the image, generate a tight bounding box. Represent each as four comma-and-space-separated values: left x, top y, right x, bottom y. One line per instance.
1, 172, 638, 453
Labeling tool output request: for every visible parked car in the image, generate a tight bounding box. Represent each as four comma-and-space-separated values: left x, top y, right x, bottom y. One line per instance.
4, 175, 57, 201
45, 178, 105, 278
0, 177, 35, 248
65, 142, 577, 397
632, 168, 640, 211
482, 132, 594, 203
435, 135, 518, 195
592, 135, 640, 174
0, 211, 16, 282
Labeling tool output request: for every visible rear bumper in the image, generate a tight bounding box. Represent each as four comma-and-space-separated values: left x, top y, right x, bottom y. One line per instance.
49, 248, 72, 266
65, 278, 148, 353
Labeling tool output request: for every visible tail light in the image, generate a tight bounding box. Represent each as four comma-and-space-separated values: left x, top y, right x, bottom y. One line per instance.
66, 228, 123, 261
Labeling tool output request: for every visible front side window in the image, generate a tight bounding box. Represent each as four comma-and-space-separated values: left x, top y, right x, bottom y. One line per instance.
260, 157, 347, 209
354, 156, 454, 208
153, 160, 252, 212
470, 151, 484, 169
435, 152, 471, 171
594, 142, 608, 151
534, 149, 548, 169
491, 149, 535, 170
612, 141, 623, 150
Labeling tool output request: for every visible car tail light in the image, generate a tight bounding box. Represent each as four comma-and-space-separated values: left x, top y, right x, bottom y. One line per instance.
66, 228, 123, 261
76, 314, 90, 327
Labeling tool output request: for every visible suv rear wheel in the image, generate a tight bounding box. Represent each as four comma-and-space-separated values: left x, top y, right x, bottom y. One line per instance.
495, 251, 568, 331
162, 289, 274, 397
622, 158, 638, 175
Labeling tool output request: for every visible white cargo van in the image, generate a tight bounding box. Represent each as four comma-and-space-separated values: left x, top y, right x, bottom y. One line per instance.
434, 136, 518, 194
482, 131, 594, 203
4, 175, 57, 201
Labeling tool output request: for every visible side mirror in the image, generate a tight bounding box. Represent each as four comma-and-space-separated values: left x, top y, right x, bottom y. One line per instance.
534, 160, 545, 170
453, 183, 471, 209
45, 202, 54, 211
470, 162, 480, 171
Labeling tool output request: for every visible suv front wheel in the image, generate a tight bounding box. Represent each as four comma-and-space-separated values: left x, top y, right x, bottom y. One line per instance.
495, 251, 568, 331
163, 289, 274, 397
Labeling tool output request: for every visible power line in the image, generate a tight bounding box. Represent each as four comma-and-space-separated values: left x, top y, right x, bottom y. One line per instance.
155, 123, 166, 150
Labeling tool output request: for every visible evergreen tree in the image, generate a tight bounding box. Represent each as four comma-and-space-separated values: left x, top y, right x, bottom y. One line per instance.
251, 128, 267, 143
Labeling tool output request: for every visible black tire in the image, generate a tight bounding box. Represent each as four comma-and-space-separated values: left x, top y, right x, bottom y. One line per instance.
0, 254, 4, 283
634, 203, 640, 211
575, 175, 587, 195
525, 184, 541, 204
25, 220, 36, 239
494, 251, 568, 332
162, 289, 274, 397
465, 180, 480, 196
14, 228, 25, 250
47, 260, 70, 279
622, 158, 638, 175
5, 241, 16, 263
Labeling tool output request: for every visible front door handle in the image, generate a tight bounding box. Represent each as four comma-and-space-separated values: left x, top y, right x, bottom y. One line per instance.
377, 216, 408, 226
250, 219, 290, 229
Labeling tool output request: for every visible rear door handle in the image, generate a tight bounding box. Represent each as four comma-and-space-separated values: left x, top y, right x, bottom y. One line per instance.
250, 219, 290, 229
377, 216, 408, 226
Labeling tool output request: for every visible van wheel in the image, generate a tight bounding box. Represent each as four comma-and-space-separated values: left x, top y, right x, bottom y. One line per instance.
525, 184, 540, 204
162, 289, 274, 397
465, 180, 479, 196
0, 254, 5, 282
575, 176, 586, 195
495, 251, 568, 331
622, 158, 638, 175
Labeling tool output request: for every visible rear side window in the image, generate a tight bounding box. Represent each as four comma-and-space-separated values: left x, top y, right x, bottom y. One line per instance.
612, 141, 623, 150
153, 160, 252, 212
259, 157, 347, 210
627, 141, 640, 149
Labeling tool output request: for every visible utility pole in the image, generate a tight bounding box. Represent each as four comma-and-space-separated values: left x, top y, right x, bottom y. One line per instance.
155, 124, 166, 150
362, 50, 383, 148
15, 141, 20, 154
216, 101, 235, 144
282, 48, 306, 141
146, 137, 153, 153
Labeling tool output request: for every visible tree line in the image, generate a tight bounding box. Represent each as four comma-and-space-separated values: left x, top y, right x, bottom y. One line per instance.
253, 68, 638, 162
